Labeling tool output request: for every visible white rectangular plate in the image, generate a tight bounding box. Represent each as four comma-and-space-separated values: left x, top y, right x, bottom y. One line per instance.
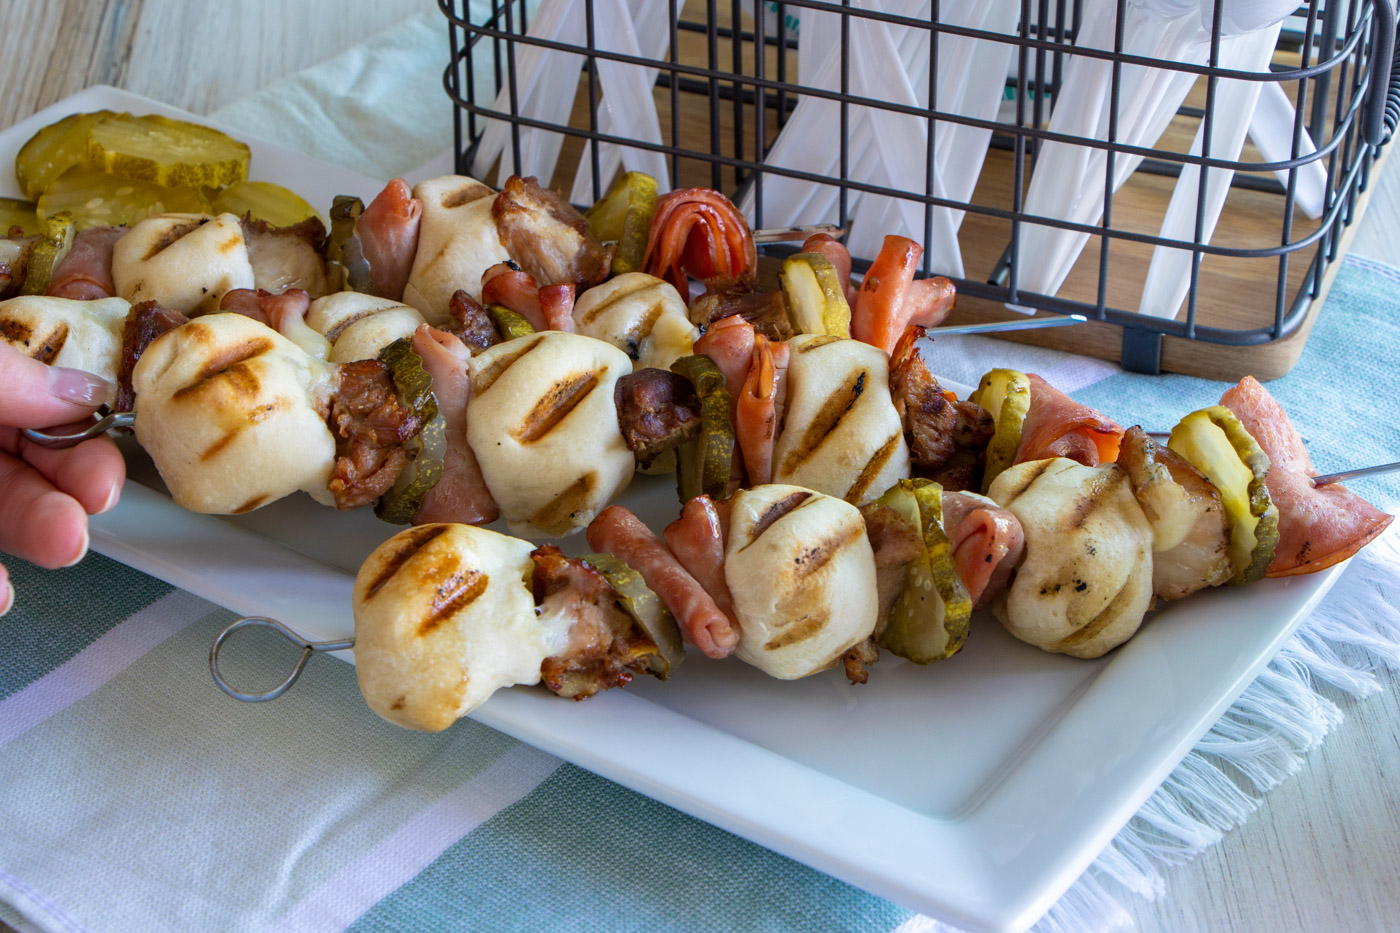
2, 87, 1348, 933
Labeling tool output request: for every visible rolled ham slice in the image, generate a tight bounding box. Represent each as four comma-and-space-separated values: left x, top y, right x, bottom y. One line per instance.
643, 188, 756, 293
587, 505, 739, 659
1014, 373, 1124, 467
663, 495, 736, 624
46, 226, 124, 300
481, 262, 546, 331
941, 490, 1025, 608
1220, 375, 1393, 577
359, 178, 422, 301
410, 324, 499, 526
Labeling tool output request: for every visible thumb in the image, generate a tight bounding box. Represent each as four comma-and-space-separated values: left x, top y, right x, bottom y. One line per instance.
0, 342, 116, 429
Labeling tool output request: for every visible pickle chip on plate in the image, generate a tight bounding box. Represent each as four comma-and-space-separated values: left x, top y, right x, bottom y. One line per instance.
212, 180, 319, 227
14, 110, 118, 201
0, 197, 39, 236
37, 165, 210, 229
86, 113, 251, 189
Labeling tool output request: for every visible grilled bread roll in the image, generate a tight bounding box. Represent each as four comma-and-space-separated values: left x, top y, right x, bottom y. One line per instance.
402, 175, 509, 322
112, 213, 255, 316
0, 295, 129, 382
305, 292, 427, 364
572, 273, 698, 372
131, 312, 339, 514
353, 523, 567, 731
987, 458, 1153, 658
725, 484, 880, 679
771, 334, 910, 504
467, 331, 634, 538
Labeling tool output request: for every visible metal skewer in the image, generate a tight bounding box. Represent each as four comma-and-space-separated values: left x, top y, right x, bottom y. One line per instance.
1311, 460, 1400, 487
21, 409, 134, 450
209, 616, 354, 703
924, 314, 1088, 338
751, 222, 848, 244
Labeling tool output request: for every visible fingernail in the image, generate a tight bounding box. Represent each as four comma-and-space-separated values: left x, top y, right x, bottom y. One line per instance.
99, 481, 122, 515
60, 527, 90, 568
46, 366, 116, 407
0, 580, 13, 616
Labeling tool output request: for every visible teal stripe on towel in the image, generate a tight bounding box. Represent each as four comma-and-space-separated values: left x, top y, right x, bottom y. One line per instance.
0, 554, 173, 700
351, 763, 913, 933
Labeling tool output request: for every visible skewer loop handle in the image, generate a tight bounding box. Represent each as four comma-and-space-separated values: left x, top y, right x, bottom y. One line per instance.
209, 616, 354, 703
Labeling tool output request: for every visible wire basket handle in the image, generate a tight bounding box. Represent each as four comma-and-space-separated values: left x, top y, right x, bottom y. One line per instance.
1367, 0, 1398, 144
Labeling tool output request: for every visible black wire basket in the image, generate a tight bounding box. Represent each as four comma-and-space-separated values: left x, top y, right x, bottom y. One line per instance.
439, 0, 1399, 378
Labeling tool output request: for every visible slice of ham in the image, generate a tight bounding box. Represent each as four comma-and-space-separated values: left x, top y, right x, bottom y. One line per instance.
904, 275, 956, 329
358, 178, 422, 301
587, 505, 739, 659
1220, 375, 1393, 577
220, 288, 327, 359
941, 490, 1025, 608
480, 262, 546, 331
538, 283, 575, 333
410, 324, 499, 526
693, 314, 755, 401
736, 333, 784, 486
643, 188, 756, 293
663, 495, 737, 625
800, 232, 856, 306
1014, 373, 1124, 467
46, 226, 124, 300
851, 235, 922, 354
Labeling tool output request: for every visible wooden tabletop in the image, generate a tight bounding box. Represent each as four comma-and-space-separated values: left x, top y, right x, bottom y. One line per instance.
2, 1, 1398, 930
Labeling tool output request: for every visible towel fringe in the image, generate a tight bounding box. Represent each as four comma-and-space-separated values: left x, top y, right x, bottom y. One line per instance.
1026, 528, 1400, 932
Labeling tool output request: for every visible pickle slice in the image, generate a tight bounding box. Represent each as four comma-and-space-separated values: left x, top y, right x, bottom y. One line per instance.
779, 252, 851, 338
327, 194, 372, 293
583, 551, 685, 678
1168, 406, 1280, 585
373, 337, 445, 524
14, 110, 117, 201
212, 180, 318, 228
87, 113, 250, 189
37, 165, 209, 229
20, 212, 76, 296
872, 478, 972, 663
0, 197, 40, 236
970, 368, 1031, 494
670, 354, 736, 502
585, 171, 658, 276
486, 304, 536, 341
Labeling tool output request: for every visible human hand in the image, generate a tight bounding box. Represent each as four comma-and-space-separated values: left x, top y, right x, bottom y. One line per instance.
0, 344, 126, 616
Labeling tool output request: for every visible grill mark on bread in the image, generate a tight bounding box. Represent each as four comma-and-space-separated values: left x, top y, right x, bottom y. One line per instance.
440, 181, 492, 209
740, 490, 814, 549
779, 370, 866, 476
1063, 467, 1123, 532
797, 335, 842, 353
580, 280, 660, 326
0, 317, 32, 345
232, 494, 268, 514
322, 307, 381, 343
28, 322, 70, 364
845, 433, 902, 503
172, 336, 274, 400
419, 569, 489, 636
995, 459, 1055, 505
143, 219, 207, 260
1054, 573, 1140, 651
792, 522, 864, 578
531, 473, 597, 536
472, 334, 545, 395
517, 372, 599, 442
763, 611, 828, 651
617, 305, 664, 359
365, 524, 449, 597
